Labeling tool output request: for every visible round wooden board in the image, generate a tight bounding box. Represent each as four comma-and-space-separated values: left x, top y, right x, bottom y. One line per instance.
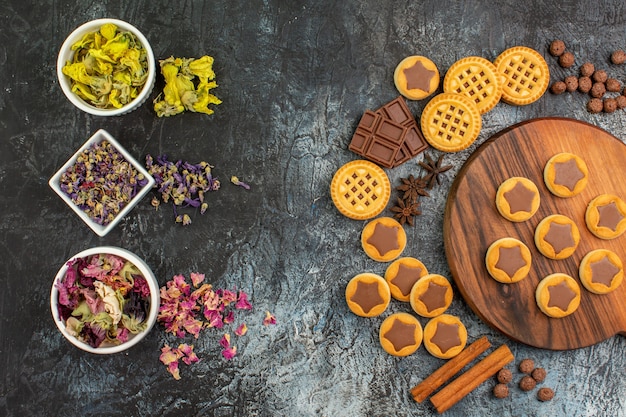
444, 117, 626, 350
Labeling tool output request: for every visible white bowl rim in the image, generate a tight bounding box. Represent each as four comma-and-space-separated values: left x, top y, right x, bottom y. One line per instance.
56, 18, 156, 117
50, 246, 160, 354
48, 129, 156, 237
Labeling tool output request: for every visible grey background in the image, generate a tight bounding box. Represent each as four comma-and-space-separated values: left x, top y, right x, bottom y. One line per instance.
1, 0, 626, 416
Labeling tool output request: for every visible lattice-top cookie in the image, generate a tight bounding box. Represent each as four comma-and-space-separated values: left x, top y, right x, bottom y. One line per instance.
330, 160, 391, 220
494, 46, 550, 106
420, 92, 482, 152
443, 56, 503, 114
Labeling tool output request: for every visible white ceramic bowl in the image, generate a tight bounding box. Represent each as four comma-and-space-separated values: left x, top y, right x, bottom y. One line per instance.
48, 129, 156, 236
50, 246, 160, 354
57, 18, 156, 116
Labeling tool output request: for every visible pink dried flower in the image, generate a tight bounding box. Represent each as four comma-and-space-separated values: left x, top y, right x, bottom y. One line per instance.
235, 323, 248, 336
221, 346, 237, 360
235, 291, 252, 310
190, 272, 205, 287
263, 311, 277, 326
178, 343, 199, 365
160, 344, 183, 380
219, 333, 231, 349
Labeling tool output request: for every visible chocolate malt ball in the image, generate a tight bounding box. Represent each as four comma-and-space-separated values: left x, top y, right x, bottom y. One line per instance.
611, 50, 626, 65
519, 358, 535, 374
604, 98, 618, 113
549, 40, 566, 57
592, 69, 608, 83
564, 75, 579, 92
606, 78, 622, 92
559, 51, 575, 68
578, 76, 593, 93
580, 62, 595, 77
616, 95, 626, 109
497, 368, 513, 384
550, 81, 567, 94
537, 387, 555, 402
587, 98, 603, 113
531, 367, 547, 383
493, 383, 509, 399
591, 82, 606, 98
519, 375, 537, 392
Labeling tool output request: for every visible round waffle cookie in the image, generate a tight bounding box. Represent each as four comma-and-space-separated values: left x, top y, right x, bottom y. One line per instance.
494, 46, 550, 106
330, 160, 391, 220
420, 92, 482, 152
443, 56, 503, 114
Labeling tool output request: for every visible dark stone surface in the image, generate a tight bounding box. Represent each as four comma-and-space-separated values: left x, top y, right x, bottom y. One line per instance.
1, 1, 626, 416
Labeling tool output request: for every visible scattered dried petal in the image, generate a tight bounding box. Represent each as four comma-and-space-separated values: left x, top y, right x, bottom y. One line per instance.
231, 176, 251, 190
235, 323, 248, 336
263, 311, 277, 326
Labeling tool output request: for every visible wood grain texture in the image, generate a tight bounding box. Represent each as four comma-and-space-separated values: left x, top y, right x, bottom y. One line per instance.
445, 117, 626, 350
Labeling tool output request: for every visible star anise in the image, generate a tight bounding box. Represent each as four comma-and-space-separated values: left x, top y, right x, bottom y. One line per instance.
418, 153, 453, 189
390, 197, 421, 226
396, 175, 430, 203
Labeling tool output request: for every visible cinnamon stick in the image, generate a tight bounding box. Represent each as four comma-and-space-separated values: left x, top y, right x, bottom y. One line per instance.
410, 336, 491, 403
430, 344, 514, 414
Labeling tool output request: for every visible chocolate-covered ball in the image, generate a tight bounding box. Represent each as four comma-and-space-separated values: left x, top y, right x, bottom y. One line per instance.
564, 75, 579, 92
580, 62, 595, 77
550, 81, 567, 94
549, 40, 566, 57
590, 82, 606, 98
519, 375, 537, 392
611, 50, 626, 65
531, 367, 547, 383
493, 383, 509, 399
537, 387, 555, 402
592, 69, 608, 83
578, 76, 593, 93
606, 78, 622, 92
559, 52, 575, 68
616, 95, 626, 109
497, 368, 513, 384
519, 358, 535, 374
604, 98, 618, 113
587, 98, 603, 113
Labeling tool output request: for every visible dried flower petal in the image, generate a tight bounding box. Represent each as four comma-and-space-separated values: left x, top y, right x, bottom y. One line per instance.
221, 346, 237, 360
153, 55, 221, 117
219, 333, 231, 349
231, 176, 251, 190
263, 311, 277, 326
234, 323, 248, 336
235, 291, 253, 310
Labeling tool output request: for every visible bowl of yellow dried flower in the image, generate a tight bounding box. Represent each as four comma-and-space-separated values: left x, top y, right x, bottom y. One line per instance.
57, 18, 156, 116
50, 246, 160, 354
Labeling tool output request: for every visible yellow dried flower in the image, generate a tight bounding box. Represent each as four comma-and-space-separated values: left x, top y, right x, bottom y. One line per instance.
61, 23, 149, 109
153, 55, 221, 117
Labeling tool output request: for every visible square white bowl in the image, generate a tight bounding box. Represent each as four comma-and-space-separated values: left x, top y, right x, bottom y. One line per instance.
49, 129, 155, 236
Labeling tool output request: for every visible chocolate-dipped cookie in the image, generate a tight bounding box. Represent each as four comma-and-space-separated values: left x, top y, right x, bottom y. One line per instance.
579, 249, 624, 294
585, 194, 626, 240
534, 214, 580, 260
423, 314, 467, 359
485, 237, 532, 283
379, 312, 423, 357
495, 177, 540, 222
345, 273, 391, 317
535, 273, 581, 318
361, 217, 407, 262
543, 153, 588, 198
384, 257, 429, 302
409, 274, 453, 317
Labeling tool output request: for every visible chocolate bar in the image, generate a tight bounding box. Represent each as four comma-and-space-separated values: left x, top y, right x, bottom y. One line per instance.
348, 97, 427, 168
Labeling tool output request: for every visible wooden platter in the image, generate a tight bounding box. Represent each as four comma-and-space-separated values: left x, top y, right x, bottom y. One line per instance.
444, 117, 626, 350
